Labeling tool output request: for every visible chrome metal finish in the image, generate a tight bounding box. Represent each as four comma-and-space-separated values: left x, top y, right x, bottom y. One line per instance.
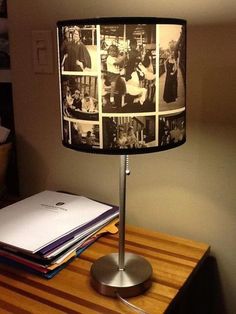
119, 155, 127, 270
125, 155, 131, 175
90, 155, 153, 297
90, 253, 152, 298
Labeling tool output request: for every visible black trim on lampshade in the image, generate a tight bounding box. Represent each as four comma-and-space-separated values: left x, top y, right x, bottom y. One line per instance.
62, 137, 186, 155
57, 17, 186, 27
57, 17, 187, 155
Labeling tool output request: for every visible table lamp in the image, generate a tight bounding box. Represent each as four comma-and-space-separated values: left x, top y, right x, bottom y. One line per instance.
57, 17, 186, 298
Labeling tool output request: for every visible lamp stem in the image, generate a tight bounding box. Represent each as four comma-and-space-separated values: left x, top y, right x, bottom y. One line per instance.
90, 154, 152, 297
119, 154, 129, 271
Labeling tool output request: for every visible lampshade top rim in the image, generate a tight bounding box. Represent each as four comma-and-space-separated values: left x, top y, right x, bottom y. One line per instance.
57, 17, 186, 27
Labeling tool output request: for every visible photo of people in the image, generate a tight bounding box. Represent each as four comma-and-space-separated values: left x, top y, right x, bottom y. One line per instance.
101, 24, 156, 113
59, 25, 97, 73
159, 25, 186, 111
57, 20, 186, 153
63, 119, 100, 149
159, 111, 185, 146
103, 115, 156, 149
61, 76, 99, 121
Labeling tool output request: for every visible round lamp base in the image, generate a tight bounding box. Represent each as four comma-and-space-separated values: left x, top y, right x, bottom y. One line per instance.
90, 253, 152, 298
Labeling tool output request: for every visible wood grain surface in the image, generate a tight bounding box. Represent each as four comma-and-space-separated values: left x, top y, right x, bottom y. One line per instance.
0, 225, 210, 314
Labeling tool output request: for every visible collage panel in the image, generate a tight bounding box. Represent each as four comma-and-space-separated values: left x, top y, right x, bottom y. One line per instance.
63, 118, 100, 149
59, 24, 98, 73
100, 24, 156, 114
159, 111, 185, 147
57, 20, 187, 153
159, 24, 186, 111
103, 115, 156, 150
61, 75, 99, 121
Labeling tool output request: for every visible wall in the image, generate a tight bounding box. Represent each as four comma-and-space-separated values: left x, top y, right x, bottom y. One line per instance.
8, 1, 236, 312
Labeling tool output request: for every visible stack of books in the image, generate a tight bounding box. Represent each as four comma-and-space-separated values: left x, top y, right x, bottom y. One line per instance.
0, 191, 119, 278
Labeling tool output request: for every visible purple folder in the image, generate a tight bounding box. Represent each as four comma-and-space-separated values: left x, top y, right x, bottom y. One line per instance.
38, 206, 119, 256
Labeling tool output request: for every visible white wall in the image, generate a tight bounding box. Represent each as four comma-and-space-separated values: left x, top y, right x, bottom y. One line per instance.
8, 1, 236, 312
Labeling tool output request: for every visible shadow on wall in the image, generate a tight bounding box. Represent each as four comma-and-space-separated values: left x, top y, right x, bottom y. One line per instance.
0, 83, 19, 196
17, 136, 50, 196
165, 256, 227, 314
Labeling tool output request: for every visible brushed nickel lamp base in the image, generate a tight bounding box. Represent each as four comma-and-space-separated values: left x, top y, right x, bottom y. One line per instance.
90, 155, 153, 298
91, 252, 152, 297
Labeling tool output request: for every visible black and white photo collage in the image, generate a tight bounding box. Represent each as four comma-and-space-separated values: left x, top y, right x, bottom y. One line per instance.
58, 22, 186, 151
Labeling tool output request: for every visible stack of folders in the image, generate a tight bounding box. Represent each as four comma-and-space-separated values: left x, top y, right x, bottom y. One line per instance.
0, 191, 119, 278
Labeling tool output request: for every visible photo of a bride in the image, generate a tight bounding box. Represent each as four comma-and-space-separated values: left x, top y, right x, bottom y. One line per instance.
159, 24, 186, 111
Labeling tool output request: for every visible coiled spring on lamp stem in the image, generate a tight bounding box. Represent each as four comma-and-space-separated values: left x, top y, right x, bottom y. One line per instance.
125, 155, 131, 175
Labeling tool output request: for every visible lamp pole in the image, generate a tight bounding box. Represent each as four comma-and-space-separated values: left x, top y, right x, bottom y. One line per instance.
90, 154, 152, 297
118, 154, 129, 270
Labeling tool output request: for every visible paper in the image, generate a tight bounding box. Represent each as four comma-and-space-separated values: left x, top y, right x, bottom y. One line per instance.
0, 191, 112, 253
38, 205, 118, 255
0, 218, 119, 274
44, 213, 118, 258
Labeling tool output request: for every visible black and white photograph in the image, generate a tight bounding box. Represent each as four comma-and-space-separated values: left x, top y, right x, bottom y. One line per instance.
63, 119, 100, 149
159, 24, 186, 111
61, 75, 99, 121
101, 24, 156, 113
159, 111, 185, 147
62, 119, 70, 144
103, 115, 156, 149
59, 25, 97, 73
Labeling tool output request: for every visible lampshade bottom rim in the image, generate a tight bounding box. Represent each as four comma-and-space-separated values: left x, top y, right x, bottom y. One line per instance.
90, 252, 152, 298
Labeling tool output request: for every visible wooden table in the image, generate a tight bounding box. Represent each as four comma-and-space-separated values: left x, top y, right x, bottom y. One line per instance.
0, 225, 210, 314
